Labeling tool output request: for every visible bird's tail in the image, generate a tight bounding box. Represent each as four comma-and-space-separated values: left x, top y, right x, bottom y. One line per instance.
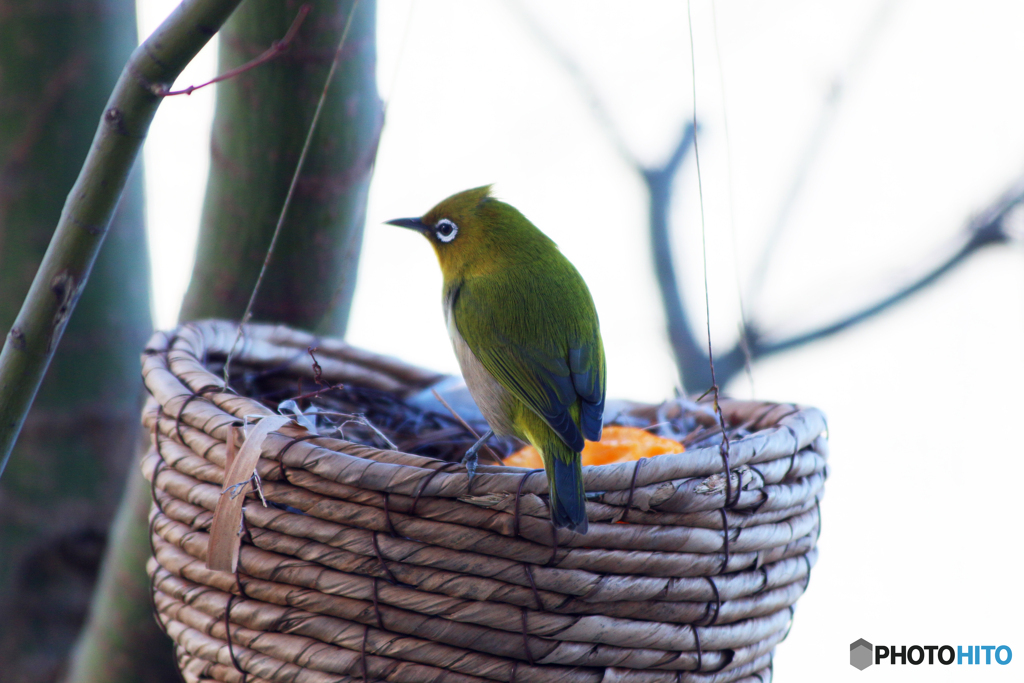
543, 441, 589, 534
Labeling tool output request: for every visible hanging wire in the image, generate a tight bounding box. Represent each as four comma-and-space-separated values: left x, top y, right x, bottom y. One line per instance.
688, 0, 733, 487
710, 0, 755, 397
686, 0, 714, 382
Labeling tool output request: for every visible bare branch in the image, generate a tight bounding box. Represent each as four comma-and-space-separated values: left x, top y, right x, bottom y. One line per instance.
744, 172, 1024, 362
498, 1, 1014, 398
641, 124, 708, 389
0, 0, 243, 477
159, 3, 311, 96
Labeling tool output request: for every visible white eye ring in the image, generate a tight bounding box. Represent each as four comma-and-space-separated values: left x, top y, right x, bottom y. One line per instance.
434, 218, 458, 243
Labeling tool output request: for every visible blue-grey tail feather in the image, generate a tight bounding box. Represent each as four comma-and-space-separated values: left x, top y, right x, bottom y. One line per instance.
550, 452, 588, 534
579, 401, 604, 442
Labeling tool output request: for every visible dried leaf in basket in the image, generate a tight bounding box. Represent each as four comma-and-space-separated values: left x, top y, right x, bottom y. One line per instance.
502, 425, 684, 468
207, 415, 296, 572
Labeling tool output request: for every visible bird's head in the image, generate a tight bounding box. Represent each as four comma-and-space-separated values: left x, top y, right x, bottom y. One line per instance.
386, 185, 554, 280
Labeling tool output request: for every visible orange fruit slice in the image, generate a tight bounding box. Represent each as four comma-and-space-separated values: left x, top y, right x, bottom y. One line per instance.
502, 426, 684, 468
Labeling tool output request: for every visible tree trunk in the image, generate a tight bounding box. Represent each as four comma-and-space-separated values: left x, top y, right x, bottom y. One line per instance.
180, 0, 382, 332
0, 2, 152, 681
63, 447, 178, 683
66, 2, 380, 681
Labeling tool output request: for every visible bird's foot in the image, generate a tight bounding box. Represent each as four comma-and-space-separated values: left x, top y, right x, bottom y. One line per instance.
462, 429, 494, 485
462, 450, 480, 481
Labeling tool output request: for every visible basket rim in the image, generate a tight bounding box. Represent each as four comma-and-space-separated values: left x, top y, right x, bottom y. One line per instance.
142, 319, 827, 503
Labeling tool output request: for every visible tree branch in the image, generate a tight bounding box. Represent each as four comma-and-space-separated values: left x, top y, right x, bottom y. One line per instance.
159, 3, 311, 96
0, 0, 244, 478
498, 3, 1017, 396
0, 3, 155, 678
742, 173, 1024, 362
640, 124, 711, 389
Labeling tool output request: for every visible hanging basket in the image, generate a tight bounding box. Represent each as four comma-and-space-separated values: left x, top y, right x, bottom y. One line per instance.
142, 320, 828, 683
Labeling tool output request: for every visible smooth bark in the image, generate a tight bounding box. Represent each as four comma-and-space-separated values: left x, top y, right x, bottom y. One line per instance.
0, 1, 152, 680
179, 0, 382, 333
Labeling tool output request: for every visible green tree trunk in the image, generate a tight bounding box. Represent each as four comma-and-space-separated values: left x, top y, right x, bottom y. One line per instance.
63, 447, 178, 683
0, 1, 152, 681
181, 0, 382, 332
66, 2, 380, 682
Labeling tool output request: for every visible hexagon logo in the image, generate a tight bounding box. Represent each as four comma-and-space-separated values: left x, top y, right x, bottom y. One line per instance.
850, 639, 873, 670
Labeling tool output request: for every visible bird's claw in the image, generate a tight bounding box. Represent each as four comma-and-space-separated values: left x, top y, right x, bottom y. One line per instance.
462, 449, 480, 481
461, 429, 493, 488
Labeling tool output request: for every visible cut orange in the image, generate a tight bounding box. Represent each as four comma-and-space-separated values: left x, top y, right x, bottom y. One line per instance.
502, 426, 684, 468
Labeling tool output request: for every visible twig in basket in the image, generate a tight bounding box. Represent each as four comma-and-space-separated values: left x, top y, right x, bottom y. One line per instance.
308, 346, 326, 387
319, 410, 398, 451
353, 414, 397, 450
279, 347, 343, 402
289, 383, 344, 402
431, 389, 503, 465
694, 386, 715, 402
224, 481, 248, 500
250, 471, 268, 507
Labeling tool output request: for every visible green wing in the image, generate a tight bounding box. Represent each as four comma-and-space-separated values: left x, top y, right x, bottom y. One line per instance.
452, 263, 605, 451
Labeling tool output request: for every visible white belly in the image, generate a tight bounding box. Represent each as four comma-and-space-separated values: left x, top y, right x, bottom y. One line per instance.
446, 303, 519, 437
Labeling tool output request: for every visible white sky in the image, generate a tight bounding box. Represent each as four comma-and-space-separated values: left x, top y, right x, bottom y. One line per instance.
139, 1, 1024, 680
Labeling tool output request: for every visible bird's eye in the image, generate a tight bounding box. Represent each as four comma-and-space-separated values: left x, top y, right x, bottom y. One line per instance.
435, 219, 458, 243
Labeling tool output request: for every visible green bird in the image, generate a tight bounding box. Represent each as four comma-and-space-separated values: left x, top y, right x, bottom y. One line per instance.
387, 186, 605, 534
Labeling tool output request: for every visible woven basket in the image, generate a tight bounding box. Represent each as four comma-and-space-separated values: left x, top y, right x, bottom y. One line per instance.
142, 320, 828, 683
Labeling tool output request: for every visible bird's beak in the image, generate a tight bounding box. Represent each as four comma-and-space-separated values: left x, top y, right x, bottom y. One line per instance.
385, 217, 429, 234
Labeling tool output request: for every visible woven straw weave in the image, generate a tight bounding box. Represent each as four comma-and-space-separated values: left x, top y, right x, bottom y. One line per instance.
141, 320, 828, 683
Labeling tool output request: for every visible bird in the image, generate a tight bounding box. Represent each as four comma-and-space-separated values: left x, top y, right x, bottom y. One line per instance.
387, 186, 605, 534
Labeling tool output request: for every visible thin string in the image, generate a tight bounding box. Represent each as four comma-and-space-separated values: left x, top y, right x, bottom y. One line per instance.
687, 0, 710, 369
689, 0, 734, 504
710, 0, 755, 397
223, 0, 362, 384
